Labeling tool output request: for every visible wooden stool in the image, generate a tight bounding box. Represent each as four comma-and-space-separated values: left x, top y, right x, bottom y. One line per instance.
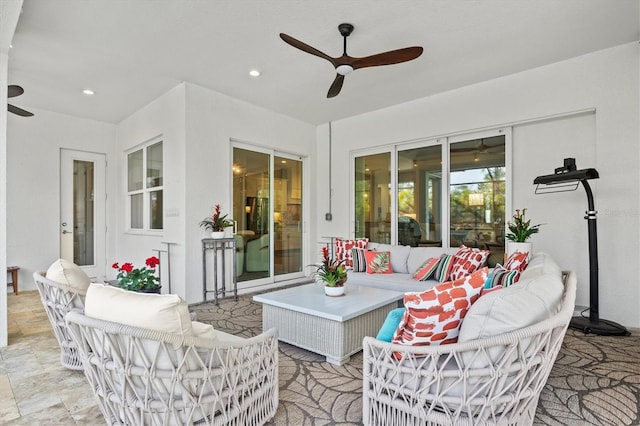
7, 266, 19, 295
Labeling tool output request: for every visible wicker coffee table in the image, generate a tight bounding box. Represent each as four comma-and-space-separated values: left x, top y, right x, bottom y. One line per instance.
253, 283, 403, 365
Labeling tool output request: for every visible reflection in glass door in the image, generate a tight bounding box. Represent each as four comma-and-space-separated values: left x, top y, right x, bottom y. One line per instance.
449, 135, 506, 262
354, 152, 391, 243
232, 147, 304, 283
274, 156, 302, 276
233, 148, 271, 282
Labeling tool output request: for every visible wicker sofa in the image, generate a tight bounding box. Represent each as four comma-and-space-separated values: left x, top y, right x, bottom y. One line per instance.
361, 252, 576, 425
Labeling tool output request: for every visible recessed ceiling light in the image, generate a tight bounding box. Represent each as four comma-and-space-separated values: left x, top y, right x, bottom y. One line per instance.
249, 69, 261, 77
82, 89, 95, 95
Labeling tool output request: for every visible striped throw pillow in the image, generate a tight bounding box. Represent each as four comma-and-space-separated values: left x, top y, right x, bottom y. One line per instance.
412, 257, 440, 281
485, 264, 521, 288
434, 254, 455, 282
351, 248, 368, 272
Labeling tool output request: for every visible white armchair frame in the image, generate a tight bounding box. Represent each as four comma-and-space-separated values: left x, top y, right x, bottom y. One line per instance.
33, 271, 85, 370
362, 271, 576, 426
65, 310, 279, 425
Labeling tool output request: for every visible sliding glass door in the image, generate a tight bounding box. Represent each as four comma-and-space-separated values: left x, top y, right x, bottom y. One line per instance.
232, 146, 304, 283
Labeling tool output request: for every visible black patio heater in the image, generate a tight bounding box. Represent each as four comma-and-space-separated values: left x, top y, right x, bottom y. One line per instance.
533, 158, 629, 336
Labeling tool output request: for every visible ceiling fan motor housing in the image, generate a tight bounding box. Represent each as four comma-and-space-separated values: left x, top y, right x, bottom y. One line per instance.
338, 23, 354, 37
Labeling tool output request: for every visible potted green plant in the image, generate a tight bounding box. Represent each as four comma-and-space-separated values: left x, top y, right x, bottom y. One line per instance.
313, 246, 347, 296
200, 204, 234, 238
505, 208, 542, 260
112, 256, 161, 293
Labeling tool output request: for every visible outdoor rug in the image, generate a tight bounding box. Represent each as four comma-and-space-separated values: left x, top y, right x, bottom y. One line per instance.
191, 291, 640, 425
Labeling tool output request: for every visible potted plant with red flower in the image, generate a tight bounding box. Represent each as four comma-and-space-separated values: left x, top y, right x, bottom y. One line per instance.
112, 256, 161, 293
313, 246, 347, 296
200, 204, 234, 238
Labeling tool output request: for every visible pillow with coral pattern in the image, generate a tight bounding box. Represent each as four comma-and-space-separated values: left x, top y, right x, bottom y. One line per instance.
365, 250, 392, 274
392, 267, 489, 352
334, 238, 368, 268
505, 250, 529, 273
449, 245, 490, 281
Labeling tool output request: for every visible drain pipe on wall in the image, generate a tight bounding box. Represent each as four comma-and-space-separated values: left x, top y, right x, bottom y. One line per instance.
325, 122, 333, 221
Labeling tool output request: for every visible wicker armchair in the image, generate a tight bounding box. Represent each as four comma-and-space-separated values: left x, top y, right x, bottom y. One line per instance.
65, 310, 279, 425
33, 271, 85, 370
362, 271, 576, 426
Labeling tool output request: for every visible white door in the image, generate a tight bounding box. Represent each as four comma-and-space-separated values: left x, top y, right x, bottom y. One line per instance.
60, 149, 106, 279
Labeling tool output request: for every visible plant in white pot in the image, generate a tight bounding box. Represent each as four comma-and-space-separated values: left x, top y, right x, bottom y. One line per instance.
313, 246, 347, 297
505, 208, 542, 260
200, 204, 233, 238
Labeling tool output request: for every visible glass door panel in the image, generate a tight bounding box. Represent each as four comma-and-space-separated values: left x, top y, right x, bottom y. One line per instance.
72, 160, 95, 265
397, 145, 442, 247
274, 156, 302, 276
449, 136, 506, 260
354, 152, 391, 243
232, 148, 270, 281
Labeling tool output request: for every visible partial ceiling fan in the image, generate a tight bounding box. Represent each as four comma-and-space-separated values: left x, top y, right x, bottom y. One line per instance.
280, 23, 423, 98
8, 85, 34, 117
451, 138, 502, 154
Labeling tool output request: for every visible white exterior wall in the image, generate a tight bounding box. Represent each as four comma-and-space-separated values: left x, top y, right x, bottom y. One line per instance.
1, 51, 8, 347
183, 83, 315, 303
316, 43, 640, 327
6, 110, 116, 292
116, 82, 315, 304
115, 84, 187, 296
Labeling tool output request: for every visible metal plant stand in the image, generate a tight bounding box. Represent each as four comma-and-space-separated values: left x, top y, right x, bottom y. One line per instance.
202, 237, 237, 304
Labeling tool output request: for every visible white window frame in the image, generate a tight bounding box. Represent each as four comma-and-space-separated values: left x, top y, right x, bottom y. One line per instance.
350, 127, 512, 246
126, 136, 163, 233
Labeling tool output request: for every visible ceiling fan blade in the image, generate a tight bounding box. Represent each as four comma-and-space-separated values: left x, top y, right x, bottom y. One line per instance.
280, 33, 336, 65
352, 46, 423, 70
327, 74, 345, 98
8, 104, 34, 117
8, 85, 24, 98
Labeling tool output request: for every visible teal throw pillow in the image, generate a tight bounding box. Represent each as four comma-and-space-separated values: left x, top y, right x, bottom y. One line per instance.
376, 307, 406, 342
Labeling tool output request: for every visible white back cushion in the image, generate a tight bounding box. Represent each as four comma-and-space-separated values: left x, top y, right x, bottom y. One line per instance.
458, 253, 564, 343
46, 258, 91, 295
84, 283, 193, 340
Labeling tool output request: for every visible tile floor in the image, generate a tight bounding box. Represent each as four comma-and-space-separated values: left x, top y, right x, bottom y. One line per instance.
0, 291, 102, 425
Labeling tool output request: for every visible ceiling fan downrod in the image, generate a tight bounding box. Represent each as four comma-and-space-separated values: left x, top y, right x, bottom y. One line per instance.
336, 23, 355, 75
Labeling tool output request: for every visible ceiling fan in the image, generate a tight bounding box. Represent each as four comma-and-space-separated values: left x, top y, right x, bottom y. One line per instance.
8, 85, 34, 117
280, 23, 423, 98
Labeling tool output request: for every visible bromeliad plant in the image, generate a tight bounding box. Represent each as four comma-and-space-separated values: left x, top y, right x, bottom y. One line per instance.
506, 208, 542, 242
313, 246, 347, 287
200, 204, 234, 232
112, 256, 160, 291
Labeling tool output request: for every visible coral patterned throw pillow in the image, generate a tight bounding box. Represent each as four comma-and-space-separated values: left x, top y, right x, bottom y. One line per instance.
392, 267, 489, 352
365, 250, 393, 274
334, 238, 368, 268
449, 245, 490, 281
505, 250, 529, 273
